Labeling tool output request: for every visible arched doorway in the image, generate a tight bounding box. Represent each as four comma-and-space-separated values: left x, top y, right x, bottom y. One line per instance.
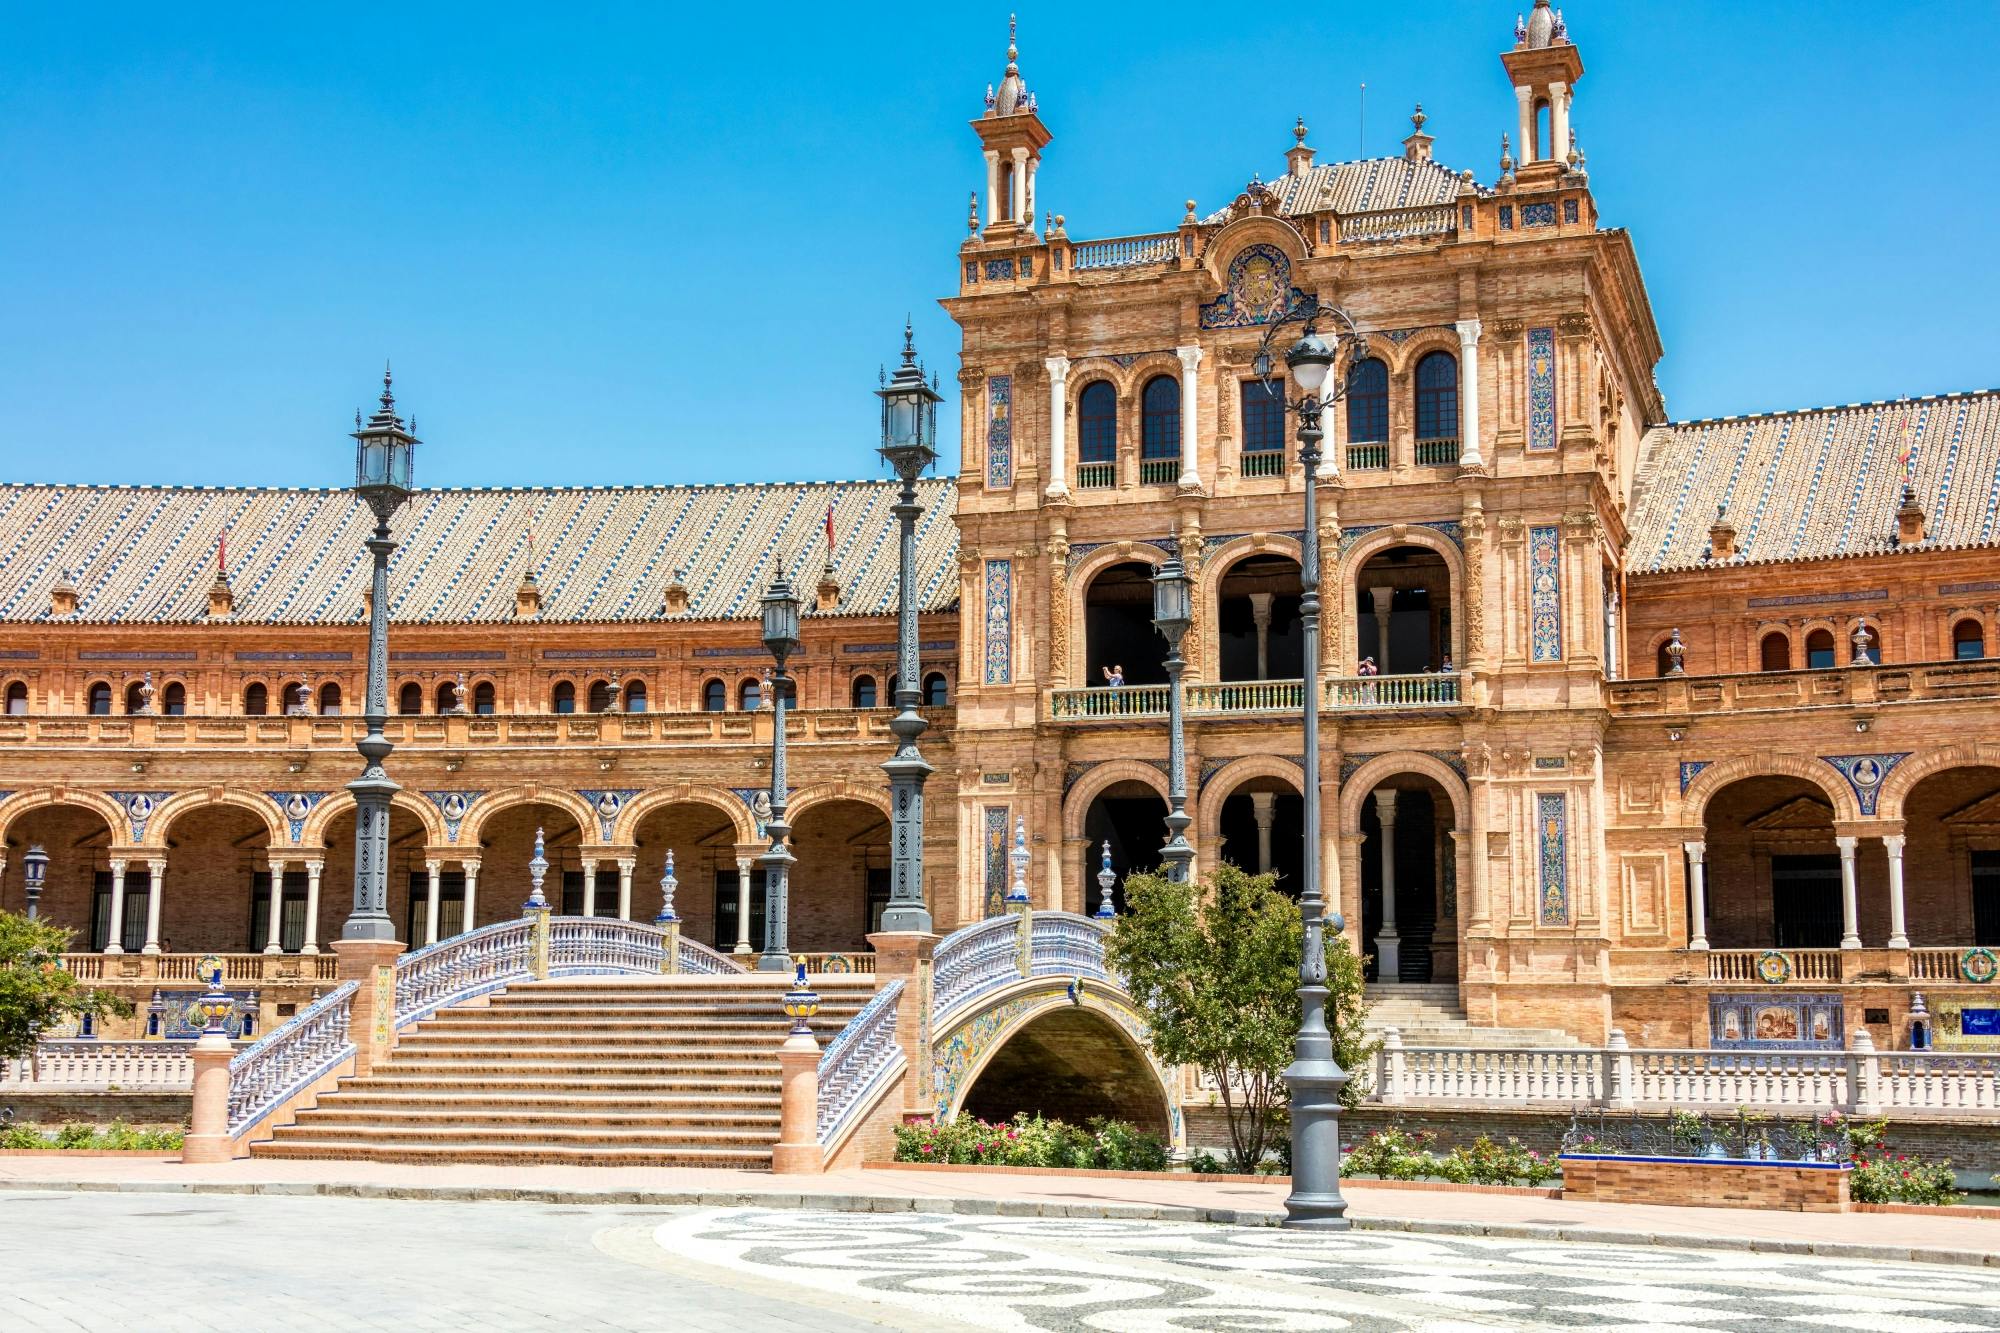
1080, 780, 1166, 914
1214, 777, 1304, 896
1356, 775, 1459, 982
1084, 561, 1167, 686
631, 800, 744, 952
2, 803, 117, 947
788, 798, 890, 951
1898, 765, 2000, 945
465, 802, 589, 928
1352, 545, 1453, 675
1215, 554, 1302, 682
157, 803, 276, 954
1699, 776, 1855, 949
958, 1007, 1171, 1137
317, 801, 432, 943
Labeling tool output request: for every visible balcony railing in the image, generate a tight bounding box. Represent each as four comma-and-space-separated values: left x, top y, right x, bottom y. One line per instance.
1138, 458, 1180, 485
63, 952, 340, 985
1415, 437, 1459, 466
1607, 658, 2000, 716
1050, 684, 1170, 720
1324, 673, 1462, 710
1186, 679, 1303, 714
1076, 461, 1116, 489
1346, 443, 1389, 471
1338, 205, 1458, 245
1239, 449, 1285, 479
1051, 675, 1461, 721
1071, 232, 1182, 270
1707, 949, 1841, 984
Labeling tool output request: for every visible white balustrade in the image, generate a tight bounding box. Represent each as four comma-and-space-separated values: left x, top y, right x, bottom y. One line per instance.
1028, 912, 1112, 984
1185, 679, 1304, 715
394, 919, 535, 1026
1706, 949, 1841, 983
1049, 685, 1168, 720
1325, 673, 1462, 710
1, 1041, 194, 1090
1908, 949, 1962, 981
1876, 1054, 2000, 1113
226, 981, 357, 1136
817, 979, 905, 1146
933, 917, 1024, 1018
678, 936, 745, 976
1338, 205, 1457, 244
1070, 233, 1181, 270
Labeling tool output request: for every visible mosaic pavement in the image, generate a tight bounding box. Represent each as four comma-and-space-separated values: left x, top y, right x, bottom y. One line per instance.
643, 1207, 2000, 1332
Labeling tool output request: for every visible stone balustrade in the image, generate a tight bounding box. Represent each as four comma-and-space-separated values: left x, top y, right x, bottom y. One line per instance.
62, 952, 340, 985
1049, 675, 1463, 723
816, 979, 904, 1147
1607, 658, 2000, 716
1337, 204, 1458, 245
1069, 232, 1182, 271
0, 1040, 196, 1090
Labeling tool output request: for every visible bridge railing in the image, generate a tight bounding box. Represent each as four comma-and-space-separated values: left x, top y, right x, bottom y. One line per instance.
1027, 912, 1114, 985
817, 979, 906, 1148
932, 909, 1115, 1026
226, 981, 358, 1137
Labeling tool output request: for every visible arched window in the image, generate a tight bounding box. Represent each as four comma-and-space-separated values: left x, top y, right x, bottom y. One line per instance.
1954, 618, 1986, 660
161, 682, 186, 715
1346, 358, 1389, 443
397, 682, 423, 715
623, 679, 647, 713
1139, 375, 1181, 483
702, 678, 726, 712
551, 680, 576, 714
244, 682, 269, 716
851, 675, 877, 708
1759, 632, 1792, 672
1239, 379, 1286, 475
4, 681, 28, 715
123, 681, 147, 714
1805, 629, 1837, 670
587, 679, 613, 713
318, 683, 341, 715
473, 681, 496, 714
1414, 350, 1459, 449
739, 677, 762, 711
1077, 381, 1117, 487
924, 672, 949, 706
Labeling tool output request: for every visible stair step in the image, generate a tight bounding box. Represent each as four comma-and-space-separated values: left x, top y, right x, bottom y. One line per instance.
269, 1123, 780, 1147
252, 1141, 773, 1168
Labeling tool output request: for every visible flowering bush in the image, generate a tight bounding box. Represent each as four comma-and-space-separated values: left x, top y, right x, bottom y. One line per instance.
1340, 1129, 1558, 1186
1851, 1151, 1961, 1206
1342, 1128, 1439, 1181
893, 1114, 1169, 1171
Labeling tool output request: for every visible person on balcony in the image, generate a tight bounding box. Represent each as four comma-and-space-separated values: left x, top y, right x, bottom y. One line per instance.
1101, 664, 1125, 688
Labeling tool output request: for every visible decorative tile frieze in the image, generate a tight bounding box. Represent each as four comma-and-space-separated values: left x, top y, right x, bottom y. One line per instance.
1526, 326, 1558, 451
1536, 791, 1569, 925
983, 804, 1010, 918
985, 376, 1013, 489
1198, 244, 1311, 330
421, 791, 482, 843
983, 558, 1012, 684
576, 788, 642, 841
1528, 525, 1563, 661
105, 790, 172, 842
264, 791, 329, 843
1820, 753, 1912, 817
1679, 760, 1711, 794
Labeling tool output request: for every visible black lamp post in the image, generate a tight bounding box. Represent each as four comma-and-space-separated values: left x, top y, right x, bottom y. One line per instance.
875, 321, 943, 934
757, 569, 802, 972
22, 843, 48, 921
1151, 550, 1194, 883
1251, 303, 1367, 1229
344, 368, 417, 942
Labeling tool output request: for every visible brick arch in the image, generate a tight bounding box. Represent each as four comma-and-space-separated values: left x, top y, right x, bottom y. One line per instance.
1680, 754, 1860, 827
1196, 755, 1306, 840
1380, 327, 1460, 378
1875, 742, 2000, 822
1067, 541, 1172, 683
0, 787, 128, 847
786, 781, 892, 826
1199, 534, 1305, 683
1201, 215, 1308, 283
1337, 751, 1470, 836
612, 785, 755, 846
454, 785, 600, 849
1061, 759, 1169, 840
299, 789, 449, 850
1337, 525, 1466, 672
145, 786, 284, 849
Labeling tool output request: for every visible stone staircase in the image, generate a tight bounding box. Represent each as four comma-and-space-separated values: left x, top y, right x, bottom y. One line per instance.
252, 974, 877, 1168
1363, 983, 1583, 1049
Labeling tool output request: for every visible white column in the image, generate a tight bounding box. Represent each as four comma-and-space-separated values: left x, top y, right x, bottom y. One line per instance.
141, 860, 165, 955
581, 858, 598, 918
1375, 790, 1401, 979
264, 857, 288, 954
301, 860, 323, 954
1250, 792, 1277, 875
983, 151, 1000, 225
1683, 841, 1709, 951
1883, 834, 1909, 950
424, 859, 442, 946
1248, 593, 1273, 679
1026, 159, 1038, 226
1604, 590, 1621, 679
1549, 82, 1570, 165
1044, 356, 1071, 497
1836, 835, 1862, 950
1370, 585, 1395, 669
104, 859, 127, 954
734, 855, 754, 955
1515, 86, 1535, 163
460, 861, 479, 935
1174, 344, 1202, 490
1454, 319, 1483, 467
617, 858, 635, 922
1010, 148, 1029, 224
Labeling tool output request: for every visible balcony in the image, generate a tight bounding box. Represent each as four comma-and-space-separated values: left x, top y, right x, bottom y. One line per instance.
1048, 674, 1461, 721
1415, 437, 1459, 466
62, 951, 340, 985
1325, 672, 1462, 710
1346, 443, 1389, 471
1070, 232, 1182, 271
1139, 458, 1179, 485
1338, 204, 1458, 246
1606, 659, 2000, 718
1239, 449, 1285, 479
1076, 461, 1116, 490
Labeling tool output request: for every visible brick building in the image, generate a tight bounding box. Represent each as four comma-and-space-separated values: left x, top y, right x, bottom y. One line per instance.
3, 4, 1999, 1057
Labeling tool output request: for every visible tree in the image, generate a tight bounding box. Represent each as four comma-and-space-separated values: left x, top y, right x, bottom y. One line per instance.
0, 911, 131, 1062
1106, 862, 1374, 1173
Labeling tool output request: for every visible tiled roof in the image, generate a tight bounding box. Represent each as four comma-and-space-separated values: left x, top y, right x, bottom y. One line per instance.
1628, 390, 2000, 573
0, 480, 960, 624
1204, 156, 1464, 224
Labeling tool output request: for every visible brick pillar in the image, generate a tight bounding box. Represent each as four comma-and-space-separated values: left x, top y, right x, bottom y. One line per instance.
180, 1029, 235, 1163
771, 1029, 824, 1174
868, 930, 937, 1119
331, 938, 407, 1078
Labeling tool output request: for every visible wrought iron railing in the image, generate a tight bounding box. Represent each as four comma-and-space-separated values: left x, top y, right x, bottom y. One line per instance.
1071, 232, 1181, 270
1239, 449, 1285, 478
1346, 443, 1389, 470
817, 979, 905, 1146
226, 981, 357, 1136
932, 917, 1022, 1018
1325, 673, 1462, 709
1415, 437, 1459, 466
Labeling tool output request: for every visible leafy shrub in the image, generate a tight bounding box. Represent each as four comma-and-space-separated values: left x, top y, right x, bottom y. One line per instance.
1435, 1135, 1559, 1187
0, 1120, 183, 1151
1343, 1128, 1439, 1181
1092, 1116, 1169, 1172
1187, 1150, 1225, 1175
893, 1114, 1169, 1171
1852, 1152, 1961, 1206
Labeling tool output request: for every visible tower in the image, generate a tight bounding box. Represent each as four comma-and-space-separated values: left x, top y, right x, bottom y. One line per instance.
1501, 0, 1582, 170
970, 16, 1051, 236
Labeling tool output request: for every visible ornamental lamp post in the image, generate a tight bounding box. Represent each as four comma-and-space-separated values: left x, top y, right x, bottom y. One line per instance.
21, 844, 48, 921
756, 570, 802, 972
344, 367, 418, 943
875, 320, 943, 934
1151, 550, 1195, 884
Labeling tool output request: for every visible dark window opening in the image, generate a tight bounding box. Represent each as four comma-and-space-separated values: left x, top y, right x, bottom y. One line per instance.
702, 678, 726, 712
1414, 351, 1459, 442
1760, 632, 1792, 672
1954, 619, 1986, 660
1806, 629, 1837, 670
714, 869, 766, 953
551, 681, 576, 714
852, 675, 877, 708
1346, 358, 1389, 443
243, 682, 268, 716
398, 682, 423, 715
923, 672, 949, 706
1770, 854, 1843, 949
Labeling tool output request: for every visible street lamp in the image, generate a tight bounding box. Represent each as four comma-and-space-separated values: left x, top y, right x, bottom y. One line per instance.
1151, 550, 1194, 883
757, 569, 802, 972
344, 366, 418, 942
22, 844, 48, 921
1252, 302, 1368, 1229
875, 319, 943, 934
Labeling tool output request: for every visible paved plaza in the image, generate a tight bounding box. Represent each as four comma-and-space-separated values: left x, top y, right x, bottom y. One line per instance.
7, 1190, 2000, 1332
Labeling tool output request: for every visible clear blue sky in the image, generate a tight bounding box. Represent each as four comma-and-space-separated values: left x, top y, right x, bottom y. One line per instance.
3, 3, 1996, 488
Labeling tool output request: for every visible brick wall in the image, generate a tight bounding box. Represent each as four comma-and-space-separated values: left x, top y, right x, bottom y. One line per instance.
1561, 1155, 1850, 1211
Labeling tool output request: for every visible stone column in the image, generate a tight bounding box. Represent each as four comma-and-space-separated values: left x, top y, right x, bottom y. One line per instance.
459, 860, 479, 935
142, 859, 165, 955
1549, 82, 1570, 166
1375, 790, 1401, 980
581, 857, 598, 917
104, 859, 127, 954
1175, 344, 1203, 490
1883, 834, 1909, 950
181, 1023, 235, 1164
734, 854, 755, 955
301, 860, 324, 953
423, 858, 442, 946
1250, 791, 1277, 874
1683, 840, 1709, 951
1010, 147, 1029, 225
1248, 593, 1273, 680
1836, 835, 1862, 950
1045, 356, 1071, 498
265, 857, 289, 954
772, 1026, 824, 1174
617, 858, 635, 922
983, 150, 1000, 225
1370, 585, 1394, 670
1515, 86, 1535, 162
1455, 319, 1483, 467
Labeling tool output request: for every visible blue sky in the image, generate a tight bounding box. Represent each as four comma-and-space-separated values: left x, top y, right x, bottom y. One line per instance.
3, 3, 1996, 488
